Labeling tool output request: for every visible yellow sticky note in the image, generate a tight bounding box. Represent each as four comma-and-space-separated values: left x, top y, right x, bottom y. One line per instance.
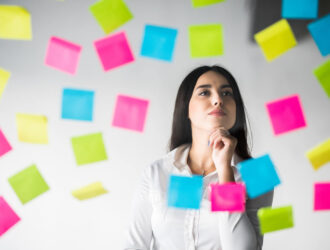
72, 182, 108, 200
16, 113, 48, 144
0, 68, 10, 99
254, 19, 297, 62
306, 138, 330, 170
0, 5, 32, 40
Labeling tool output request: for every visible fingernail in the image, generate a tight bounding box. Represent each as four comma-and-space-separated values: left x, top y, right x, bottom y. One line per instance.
208, 140, 210, 146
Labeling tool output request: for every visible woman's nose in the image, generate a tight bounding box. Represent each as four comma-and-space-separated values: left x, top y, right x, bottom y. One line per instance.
213, 95, 223, 106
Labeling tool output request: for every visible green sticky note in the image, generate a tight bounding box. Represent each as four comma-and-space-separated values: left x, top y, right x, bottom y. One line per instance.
71, 132, 108, 165
89, 0, 133, 34
72, 182, 108, 200
189, 24, 224, 58
0, 5, 32, 40
8, 165, 49, 204
258, 206, 294, 234
0, 67, 10, 99
192, 0, 225, 8
313, 59, 330, 98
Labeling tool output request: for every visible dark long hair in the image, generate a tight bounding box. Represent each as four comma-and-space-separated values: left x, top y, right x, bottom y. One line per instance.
169, 65, 252, 160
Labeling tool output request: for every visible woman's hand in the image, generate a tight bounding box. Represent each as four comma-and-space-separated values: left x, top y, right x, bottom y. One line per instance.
209, 127, 237, 183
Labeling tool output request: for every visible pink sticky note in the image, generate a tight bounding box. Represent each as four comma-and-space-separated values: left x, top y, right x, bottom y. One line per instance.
210, 183, 245, 212
0, 197, 20, 236
94, 31, 134, 71
266, 94, 307, 135
314, 182, 330, 211
112, 94, 149, 132
45, 36, 82, 74
0, 129, 12, 157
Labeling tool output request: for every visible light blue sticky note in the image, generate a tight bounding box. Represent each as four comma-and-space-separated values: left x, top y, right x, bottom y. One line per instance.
238, 154, 281, 198
167, 175, 203, 209
140, 25, 178, 62
282, 0, 318, 19
308, 14, 330, 56
62, 88, 94, 121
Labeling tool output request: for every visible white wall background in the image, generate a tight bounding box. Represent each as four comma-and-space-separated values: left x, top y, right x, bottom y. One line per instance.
0, 0, 329, 249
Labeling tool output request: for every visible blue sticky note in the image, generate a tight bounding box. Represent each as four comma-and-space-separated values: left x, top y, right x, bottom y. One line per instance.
167, 175, 203, 209
140, 25, 178, 62
282, 0, 318, 19
62, 88, 94, 121
308, 14, 330, 56
238, 154, 281, 198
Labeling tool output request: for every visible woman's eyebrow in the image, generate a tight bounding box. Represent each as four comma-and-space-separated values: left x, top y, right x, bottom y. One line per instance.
196, 84, 232, 90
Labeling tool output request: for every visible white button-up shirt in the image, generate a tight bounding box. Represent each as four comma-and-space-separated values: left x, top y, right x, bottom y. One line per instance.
124, 144, 273, 250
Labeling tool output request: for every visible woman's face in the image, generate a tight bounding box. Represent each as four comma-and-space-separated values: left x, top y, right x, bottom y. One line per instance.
188, 71, 236, 132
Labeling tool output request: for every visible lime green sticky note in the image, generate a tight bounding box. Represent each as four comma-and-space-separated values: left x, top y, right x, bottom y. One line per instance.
306, 138, 330, 170
0, 67, 10, 99
192, 0, 225, 8
16, 113, 48, 144
313, 60, 330, 98
258, 206, 294, 234
254, 19, 297, 62
189, 24, 224, 58
89, 0, 133, 34
0, 5, 32, 40
71, 132, 108, 165
72, 182, 108, 200
8, 164, 50, 204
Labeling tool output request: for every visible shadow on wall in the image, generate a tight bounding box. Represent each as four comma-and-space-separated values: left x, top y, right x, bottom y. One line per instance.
248, 0, 330, 42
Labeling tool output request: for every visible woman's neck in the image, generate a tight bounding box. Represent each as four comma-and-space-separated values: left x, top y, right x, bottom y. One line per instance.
188, 128, 216, 176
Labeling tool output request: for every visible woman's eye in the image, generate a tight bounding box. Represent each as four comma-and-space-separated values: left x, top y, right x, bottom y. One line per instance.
222, 91, 233, 97
198, 90, 209, 96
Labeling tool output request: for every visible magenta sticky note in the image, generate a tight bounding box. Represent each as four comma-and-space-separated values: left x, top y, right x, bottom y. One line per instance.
94, 31, 134, 71
266, 94, 307, 135
112, 94, 149, 132
210, 183, 245, 212
0, 197, 20, 236
314, 182, 330, 211
45, 36, 82, 74
0, 129, 12, 157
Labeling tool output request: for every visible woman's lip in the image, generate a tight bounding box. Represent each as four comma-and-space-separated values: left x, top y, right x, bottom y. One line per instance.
208, 111, 226, 116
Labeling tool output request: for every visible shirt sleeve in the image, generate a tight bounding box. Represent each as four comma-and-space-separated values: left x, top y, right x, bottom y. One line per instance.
123, 166, 153, 250
218, 190, 274, 250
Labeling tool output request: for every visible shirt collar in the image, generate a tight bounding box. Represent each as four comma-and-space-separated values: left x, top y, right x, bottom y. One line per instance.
170, 143, 242, 172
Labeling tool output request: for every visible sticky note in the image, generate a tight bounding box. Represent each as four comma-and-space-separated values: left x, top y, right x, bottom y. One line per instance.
282, 0, 318, 19
0, 67, 10, 99
112, 94, 149, 132
258, 206, 294, 234
266, 94, 307, 135
192, 0, 225, 8
8, 164, 50, 204
89, 0, 133, 34
0, 129, 12, 157
210, 182, 245, 212
238, 154, 281, 198
0, 5, 32, 40
167, 175, 203, 209
254, 19, 297, 62
94, 31, 134, 71
306, 138, 330, 170
189, 24, 223, 58
45, 36, 82, 74
16, 113, 48, 144
0, 197, 20, 236
71, 132, 107, 166
313, 59, 330, 97
140, 25, 178, 62
314, 182, 330, 211
62, 88, 94, 121
72, 182, 108, 200
308, 14, 330, 56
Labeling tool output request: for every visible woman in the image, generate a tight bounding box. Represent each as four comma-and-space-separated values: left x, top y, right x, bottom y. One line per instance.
124, 65, 273, 250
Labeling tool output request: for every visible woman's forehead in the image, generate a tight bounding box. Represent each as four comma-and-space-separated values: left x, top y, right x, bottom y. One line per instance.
195, 71, 230, 88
